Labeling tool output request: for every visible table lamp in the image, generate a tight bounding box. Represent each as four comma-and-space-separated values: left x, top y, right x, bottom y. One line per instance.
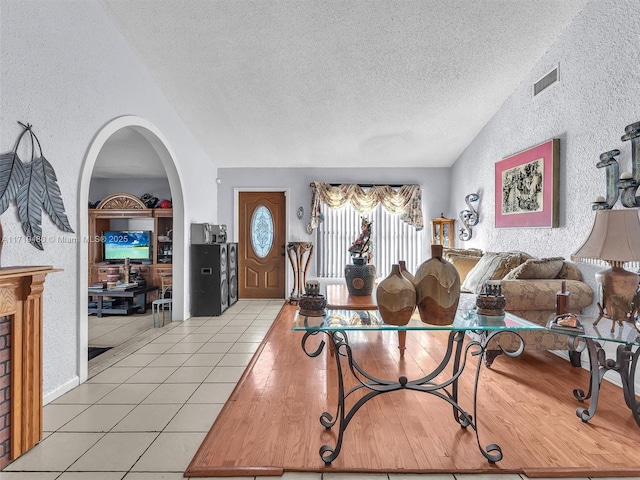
572, 208, 640, 331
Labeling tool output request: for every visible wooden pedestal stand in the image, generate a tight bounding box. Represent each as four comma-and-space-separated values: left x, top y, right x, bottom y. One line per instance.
286, 242, 313, 304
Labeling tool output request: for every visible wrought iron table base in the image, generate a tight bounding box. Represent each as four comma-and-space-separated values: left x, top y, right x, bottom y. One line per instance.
571, 337, 640, 427
301, 328, 519, 465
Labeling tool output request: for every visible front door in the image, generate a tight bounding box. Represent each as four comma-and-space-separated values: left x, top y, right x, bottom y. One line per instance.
238, 191, 286, 298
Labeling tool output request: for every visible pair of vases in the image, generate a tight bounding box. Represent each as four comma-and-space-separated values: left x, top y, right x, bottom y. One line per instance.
376, 245, 461, 326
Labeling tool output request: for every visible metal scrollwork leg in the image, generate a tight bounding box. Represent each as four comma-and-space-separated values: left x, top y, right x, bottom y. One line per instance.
318, 331, 348, 464
628, 347, 640, 426
573, 338, 602, 421
571, 338, 640, 425
301, 327, 515, 464
617, 345, 635, 410
450, 331, 472, 427
603, 343, 640, 427
565, 335, 592, 403
301, 329, 349, 464
471, 350, 502, 463
480, 330, 526, 367
470, 329, 528, 463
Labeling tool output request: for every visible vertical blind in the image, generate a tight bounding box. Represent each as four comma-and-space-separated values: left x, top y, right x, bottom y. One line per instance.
317, 203, 424, 278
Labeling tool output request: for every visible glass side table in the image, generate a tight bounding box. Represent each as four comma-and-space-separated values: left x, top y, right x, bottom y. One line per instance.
292, 309, 545, 465
547, 316, 640, 427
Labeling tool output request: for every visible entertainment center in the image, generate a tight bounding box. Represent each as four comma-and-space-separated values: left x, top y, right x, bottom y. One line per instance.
88, 192, 172, 303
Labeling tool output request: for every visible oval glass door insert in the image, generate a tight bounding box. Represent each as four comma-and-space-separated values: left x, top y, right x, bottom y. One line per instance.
251, 205, 274, 258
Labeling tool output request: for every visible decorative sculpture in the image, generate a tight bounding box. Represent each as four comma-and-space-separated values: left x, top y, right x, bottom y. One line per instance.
0, 122, 74, 250
592, 121, 640, 210
458, 193, 479, 241
298, 280, 326, 317
577, 120, 640, 333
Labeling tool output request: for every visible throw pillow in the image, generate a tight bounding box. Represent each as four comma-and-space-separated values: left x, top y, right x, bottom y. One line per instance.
486, 251, 528, 279
460, 252, 512, 294
556, 261, 583, 281
503, 251, 534, 266
442, 247, 483, 261
446, 254, 482, 284
502, 257, 565, 280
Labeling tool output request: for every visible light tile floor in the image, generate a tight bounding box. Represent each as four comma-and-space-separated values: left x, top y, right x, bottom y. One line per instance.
2, 300, 636, 480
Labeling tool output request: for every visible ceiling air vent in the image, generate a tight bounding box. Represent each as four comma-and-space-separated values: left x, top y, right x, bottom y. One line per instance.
533, 66, 559, 97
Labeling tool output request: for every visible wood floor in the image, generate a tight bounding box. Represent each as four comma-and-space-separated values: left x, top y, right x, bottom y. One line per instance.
186, 304, 640, 477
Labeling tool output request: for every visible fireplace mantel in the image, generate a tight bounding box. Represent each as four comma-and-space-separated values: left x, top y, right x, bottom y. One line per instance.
0, 266, 59, 468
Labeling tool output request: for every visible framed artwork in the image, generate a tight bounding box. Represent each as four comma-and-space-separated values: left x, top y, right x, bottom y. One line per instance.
495, 139, 559, 228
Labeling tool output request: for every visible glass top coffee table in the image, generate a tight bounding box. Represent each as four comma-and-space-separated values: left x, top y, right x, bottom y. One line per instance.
292, 308, 544, 465
547, 316, 640, 428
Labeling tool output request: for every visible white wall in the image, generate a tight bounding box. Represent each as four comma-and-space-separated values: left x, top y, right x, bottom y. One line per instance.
449, 0, 640, 389
0, 0, 217, 398
89, 178, 172, 205
450, 0, 640, 262
449, 0, 640, 315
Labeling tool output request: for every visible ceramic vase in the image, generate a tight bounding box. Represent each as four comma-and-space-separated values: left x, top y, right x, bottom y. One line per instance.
345, 257, 376, 296
376, 264, 416, 326
398, 260, 415, 285
414, 244, 460, 325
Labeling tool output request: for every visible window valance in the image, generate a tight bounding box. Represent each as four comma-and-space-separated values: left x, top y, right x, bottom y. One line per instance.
308, 181, 424, 231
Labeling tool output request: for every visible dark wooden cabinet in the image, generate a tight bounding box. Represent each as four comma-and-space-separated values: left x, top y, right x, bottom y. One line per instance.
88, 193, 172, 300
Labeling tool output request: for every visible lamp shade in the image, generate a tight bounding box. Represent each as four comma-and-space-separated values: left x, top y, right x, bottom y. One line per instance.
572, 209, 640, 264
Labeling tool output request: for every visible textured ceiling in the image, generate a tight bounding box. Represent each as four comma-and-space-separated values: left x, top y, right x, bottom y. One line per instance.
99, 0, 588, 169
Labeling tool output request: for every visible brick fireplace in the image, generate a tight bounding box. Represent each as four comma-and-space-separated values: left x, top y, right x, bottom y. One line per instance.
0, 315, 9, 468
0, 266, 57, 469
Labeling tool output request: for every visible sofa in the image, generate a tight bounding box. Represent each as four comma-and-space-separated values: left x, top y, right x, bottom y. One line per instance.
443, 248, 594, 366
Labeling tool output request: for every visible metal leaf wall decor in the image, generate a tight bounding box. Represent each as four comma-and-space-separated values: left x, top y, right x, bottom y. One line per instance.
0, 122, 74, 250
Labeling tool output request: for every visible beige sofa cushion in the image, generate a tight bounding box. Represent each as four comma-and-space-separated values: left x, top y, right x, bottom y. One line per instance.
503, 257, 565, 280
460, 251, 529, 293
556, 261, 583, 281
442, 247, 483, 261
461, 252, 510, 293
502, 251, 534, 266
501, 279, 594, 312
447, 254, 481, 284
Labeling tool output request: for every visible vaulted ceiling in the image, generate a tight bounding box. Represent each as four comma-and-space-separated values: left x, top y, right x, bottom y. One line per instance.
99, 0, 588, 170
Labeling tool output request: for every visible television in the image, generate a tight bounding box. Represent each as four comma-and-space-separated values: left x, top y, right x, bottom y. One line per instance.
103, 231, 152, 262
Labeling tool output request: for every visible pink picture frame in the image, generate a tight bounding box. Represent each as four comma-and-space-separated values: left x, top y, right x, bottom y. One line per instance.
495, 139, 559, 228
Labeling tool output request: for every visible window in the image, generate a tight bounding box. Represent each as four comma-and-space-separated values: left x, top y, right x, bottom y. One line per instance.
251, 205, 274, 258
316, 203, 424, 278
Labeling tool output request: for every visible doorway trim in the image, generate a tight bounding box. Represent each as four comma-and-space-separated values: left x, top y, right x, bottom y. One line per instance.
233, 187, 291, 298
79, 115, 185, 382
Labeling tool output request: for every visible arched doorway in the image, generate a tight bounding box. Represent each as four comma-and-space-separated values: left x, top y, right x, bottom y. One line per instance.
78, 116, 185, 382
